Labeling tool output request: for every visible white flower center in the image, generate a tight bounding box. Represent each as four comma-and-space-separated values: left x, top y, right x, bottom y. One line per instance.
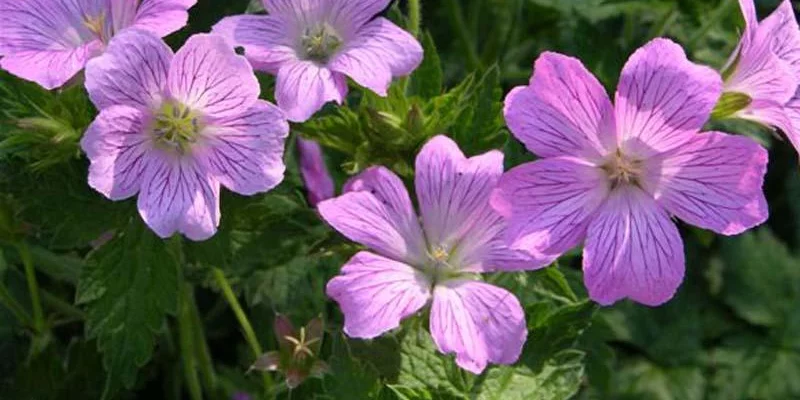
601, 149, 643, 188
300, 23, 342, 63
152, 100, 204, 155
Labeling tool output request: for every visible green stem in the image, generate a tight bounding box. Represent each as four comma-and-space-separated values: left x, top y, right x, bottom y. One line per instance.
0, 281, 32, 327
39, 288, 85, 320
178, 284, 203, 400
408, 0, 421, 37
17, 242, 44, 334
444, 0, 482, 71
187, 287, 217, 398
212, 268, 273, 392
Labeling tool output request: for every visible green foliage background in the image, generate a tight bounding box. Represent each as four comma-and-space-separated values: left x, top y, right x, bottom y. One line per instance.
0, 0, 798, 399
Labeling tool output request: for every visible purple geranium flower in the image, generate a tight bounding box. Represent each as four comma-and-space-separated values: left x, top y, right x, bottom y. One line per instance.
212, 0, 423, 122
720, 0, 800, 151
297, 138, 334, 206
319, 135, 551, 374
80, 30, 289, 240
494, 39, 768, 306
0, 0, 196, 90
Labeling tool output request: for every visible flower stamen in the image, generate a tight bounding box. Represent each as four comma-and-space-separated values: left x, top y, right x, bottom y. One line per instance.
152, 100, 203, 155
602, 150, 643, 188
300, 24, 342, 63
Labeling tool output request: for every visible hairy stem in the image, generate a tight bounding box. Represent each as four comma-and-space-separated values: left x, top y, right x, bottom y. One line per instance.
17, 242, 44, 334
187, 287, 217, 397
0, 281, 32, 327
408, 0, 421, 37
178, 284, 204, 400
212, 268, 273, 393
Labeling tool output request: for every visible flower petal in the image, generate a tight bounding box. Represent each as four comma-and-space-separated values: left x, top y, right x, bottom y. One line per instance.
275, 60, 347, 122
297, 138, 335, 206
131, 0, 196, 38
415, 135, 504, 250
0, 0, 101, 88
168, 33, 259, 117
319, 167, 426, 264
583, 186, 684, 306
329, 17, 422, 96
326, 251, 430, 339
492, 157, 609, 259
198, 100, 289, 196
738, 0, 758, 34
726, 21, 798, 105
645, 131, 768, 235
264, 0, 391, 33
85, 29, 172, 109
430, 280, 527, 374
616, 38, 722, 157
81, 105, 152, 200
211, 15, 297, 74
738, 99, 800, 154
137, 153, 220, 241
0, 45, 100, 90
760, 0, 800, 76
504, 52, 616, 161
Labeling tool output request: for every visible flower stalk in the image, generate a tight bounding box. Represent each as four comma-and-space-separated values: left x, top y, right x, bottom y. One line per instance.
18, 242, 45, 334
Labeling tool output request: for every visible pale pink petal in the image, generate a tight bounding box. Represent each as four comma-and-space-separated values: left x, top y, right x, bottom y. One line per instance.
168, 34, 259, 118
0, 0, 107, 89
318, 167, 426, 265
137, 153, 220, 241
264, 0, 391, 34
583, 186, 684, 306
329, 17, 422, 96
85, 29, 172, 109
504, 52, 616, 161
644, 131, 768, 235
297, 138, 335, 206
0, 45, 100, 90
738, 0, 758, 34
737, 99, 800, 155
430, 280, 526, 374
492, 157, 610, 259
275, 60, 347, 122
81, 105, 153, 200
197, 100, 290, 196
616, 38, 722, 157
761, 0, 800, 77
725, 24, 798, 105
131, 0, 196, 38
211, 15, 297, 74
414, 135, 504, 249
326, 251, 430, 339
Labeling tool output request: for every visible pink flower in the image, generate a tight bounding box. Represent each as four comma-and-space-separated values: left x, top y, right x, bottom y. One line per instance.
80, 30, 289, 240
494, 39, 768, 306
297, 138, 334, 206
720, 0, 800, 152
0, 0, 196, 90
319, 135, 550, 374
212, 0, 423, 122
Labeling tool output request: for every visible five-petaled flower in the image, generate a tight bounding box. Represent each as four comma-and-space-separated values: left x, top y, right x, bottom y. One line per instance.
80, 30, 289, 241
320, 135, 550, 374
716, 0, 800, 153
493, 39, 769, 306
212, 0, 423, 122
0, 0, 197, 90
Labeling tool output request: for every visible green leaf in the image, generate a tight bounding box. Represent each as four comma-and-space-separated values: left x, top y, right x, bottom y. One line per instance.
397, 327, 472, 399
449, 65, 507, 155
323, 333, 383, 400
718, 229, 800, 327
76, 220, 179, 397
474, 350, 585, 400
407, 31, 443, 99
611, 359, 705, 400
